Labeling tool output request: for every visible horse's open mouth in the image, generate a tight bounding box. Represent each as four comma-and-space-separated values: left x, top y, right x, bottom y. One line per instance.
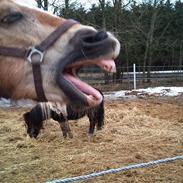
56, 30, 120, 109
62, 59, 116, 108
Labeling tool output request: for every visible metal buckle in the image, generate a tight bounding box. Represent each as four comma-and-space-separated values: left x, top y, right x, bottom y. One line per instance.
27, 47, 44, 64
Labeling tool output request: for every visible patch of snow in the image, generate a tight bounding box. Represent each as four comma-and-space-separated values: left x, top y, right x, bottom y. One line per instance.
0, 87, 183, 108
0, 98, 35, 108
135, 87, 183, 97
0, 98, 12, 108
104, 90, 137, 100
104, 87, 183, 100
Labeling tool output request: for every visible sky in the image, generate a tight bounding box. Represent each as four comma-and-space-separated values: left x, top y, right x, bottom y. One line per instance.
15, 0, 99, 14
15, 0, 130, 10
16, 0, 99, 8
16, 0, 177, 13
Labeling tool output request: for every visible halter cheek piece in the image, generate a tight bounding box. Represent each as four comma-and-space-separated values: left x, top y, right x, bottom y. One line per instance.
0, 19, 78, 101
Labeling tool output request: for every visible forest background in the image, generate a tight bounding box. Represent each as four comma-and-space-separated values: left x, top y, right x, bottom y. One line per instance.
35, 0, 183, 84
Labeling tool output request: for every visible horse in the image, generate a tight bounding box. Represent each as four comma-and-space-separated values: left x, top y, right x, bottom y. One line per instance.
0, 0, 120, 138
0, 0, 120, 110
23, 90, 104, 141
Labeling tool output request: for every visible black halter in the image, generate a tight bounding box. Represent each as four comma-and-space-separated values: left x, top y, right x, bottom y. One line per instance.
0, 19, 78, 101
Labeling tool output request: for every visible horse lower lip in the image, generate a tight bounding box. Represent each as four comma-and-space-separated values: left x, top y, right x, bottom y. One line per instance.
59, 59, 116, 108
58, 74, 103, 109
63, 73, 102, 100
86, 95, 103, 107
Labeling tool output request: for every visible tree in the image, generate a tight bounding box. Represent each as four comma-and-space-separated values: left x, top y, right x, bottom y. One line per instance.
35, 0, 183, 85
36, 0, 48, 10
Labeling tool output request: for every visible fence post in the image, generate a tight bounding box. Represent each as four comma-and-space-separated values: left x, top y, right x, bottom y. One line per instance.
133, 63, 136, 90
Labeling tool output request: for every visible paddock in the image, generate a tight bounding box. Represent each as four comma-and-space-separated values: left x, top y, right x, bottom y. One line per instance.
0, 96, 183, 183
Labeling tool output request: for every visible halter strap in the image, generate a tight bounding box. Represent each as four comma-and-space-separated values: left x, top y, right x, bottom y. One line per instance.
0, 19, 78, 102
0, 47, 28, 58
36, 19, 78, 52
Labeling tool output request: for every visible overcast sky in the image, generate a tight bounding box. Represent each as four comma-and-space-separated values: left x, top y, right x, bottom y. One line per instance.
16, 0, 177, 11
76, 0, 99, 8
16, 0, 98, 10
49, 0, 100, 9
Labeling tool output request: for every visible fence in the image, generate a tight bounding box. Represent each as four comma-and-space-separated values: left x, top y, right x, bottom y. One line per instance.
78, 64, 183, 90
46, 155, 183, 183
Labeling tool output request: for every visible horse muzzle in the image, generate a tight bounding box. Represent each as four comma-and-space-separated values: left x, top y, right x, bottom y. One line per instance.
56, 29, 120, 110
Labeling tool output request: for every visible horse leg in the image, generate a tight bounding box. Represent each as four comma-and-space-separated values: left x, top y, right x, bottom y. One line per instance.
65, 120, 73, 138
49, 103, 68, 138
55, 103, 73, 138
59, 120, 68, 138
88, 119, 96, 142
57, 118, 73, 138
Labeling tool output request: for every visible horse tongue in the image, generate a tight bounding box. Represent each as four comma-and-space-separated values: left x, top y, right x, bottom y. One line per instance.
96, 59, 116, 73
63, 74, 102, 100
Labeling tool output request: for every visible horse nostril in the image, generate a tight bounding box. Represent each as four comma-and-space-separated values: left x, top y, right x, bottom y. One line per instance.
82, 31, 108, 44
94, 31, 108, 42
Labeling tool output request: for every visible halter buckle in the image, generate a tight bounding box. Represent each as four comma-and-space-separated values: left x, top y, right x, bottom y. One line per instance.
27, 47, 44, 64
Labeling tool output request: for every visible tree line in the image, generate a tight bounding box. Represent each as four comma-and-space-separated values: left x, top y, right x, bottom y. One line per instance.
36, 0, 183, 82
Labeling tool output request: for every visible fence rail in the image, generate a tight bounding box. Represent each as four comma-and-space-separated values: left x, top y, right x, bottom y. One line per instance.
78, 65, 183, 90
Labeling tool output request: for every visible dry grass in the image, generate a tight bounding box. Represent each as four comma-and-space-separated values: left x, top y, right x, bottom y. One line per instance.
0, 97, 183, 183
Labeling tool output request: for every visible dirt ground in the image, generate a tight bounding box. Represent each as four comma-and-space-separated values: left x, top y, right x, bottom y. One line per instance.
0, 96, 183, 183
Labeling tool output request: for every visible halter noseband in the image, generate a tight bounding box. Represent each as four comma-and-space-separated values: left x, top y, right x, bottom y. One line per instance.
0, 19, 78, 101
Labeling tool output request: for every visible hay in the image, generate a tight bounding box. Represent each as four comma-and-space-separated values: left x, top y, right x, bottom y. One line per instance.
0, 97, 183, 183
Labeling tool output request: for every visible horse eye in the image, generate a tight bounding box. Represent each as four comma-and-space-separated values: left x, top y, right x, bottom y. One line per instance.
1, 12, 23, 24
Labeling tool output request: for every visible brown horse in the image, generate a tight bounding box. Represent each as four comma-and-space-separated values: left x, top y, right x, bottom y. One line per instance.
0, 0, 120, 110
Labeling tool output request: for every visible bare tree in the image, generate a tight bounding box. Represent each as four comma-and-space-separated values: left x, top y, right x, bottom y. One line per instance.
65, 0, 70, 10
99, 0, 106, 29
98, 0, 110, 84
141, 0, 159, 82
43, 0, 48, 10
36, 0, 48, 11
36, 0, 42, 8
179, 40, 183, 67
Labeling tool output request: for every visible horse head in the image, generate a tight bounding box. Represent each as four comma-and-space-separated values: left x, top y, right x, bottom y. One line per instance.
0, 0, 120, 109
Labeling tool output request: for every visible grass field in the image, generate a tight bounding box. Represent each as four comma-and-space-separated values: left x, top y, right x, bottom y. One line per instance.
0, 96, 183, 183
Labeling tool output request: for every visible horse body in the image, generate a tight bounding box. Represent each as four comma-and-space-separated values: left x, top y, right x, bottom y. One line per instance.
23, 92, 104, 140
0, 0, 120, 111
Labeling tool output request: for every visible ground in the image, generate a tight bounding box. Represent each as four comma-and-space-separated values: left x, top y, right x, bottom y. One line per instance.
0, 96, 183, 183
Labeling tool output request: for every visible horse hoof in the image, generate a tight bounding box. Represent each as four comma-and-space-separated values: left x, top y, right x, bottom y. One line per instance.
63, 133, 67, 138
68, 132, 73, 138
88, 134, 94, 142
97, 127, 102, 131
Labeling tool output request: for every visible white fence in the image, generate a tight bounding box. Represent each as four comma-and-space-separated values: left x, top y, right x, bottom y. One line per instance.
79, 64, 183, 90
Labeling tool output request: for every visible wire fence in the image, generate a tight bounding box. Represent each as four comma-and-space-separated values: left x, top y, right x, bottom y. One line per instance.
78, 65, 183, 90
